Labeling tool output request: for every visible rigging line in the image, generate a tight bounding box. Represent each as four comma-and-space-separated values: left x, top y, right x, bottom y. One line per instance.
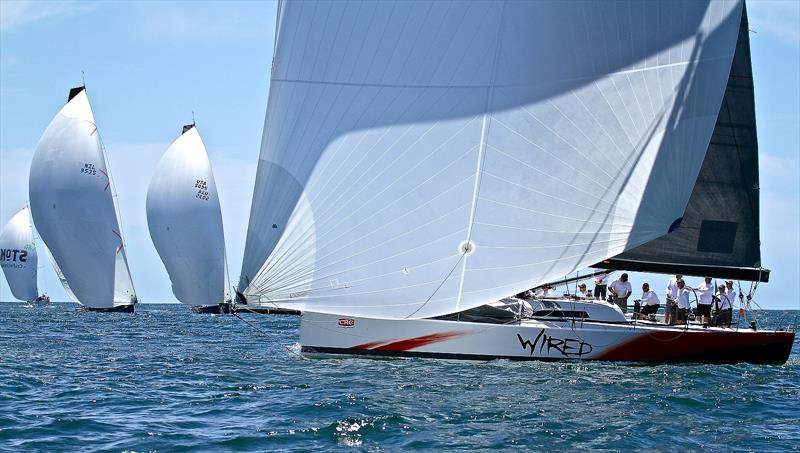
404, 252, 459, 319
232, 311, 303, 358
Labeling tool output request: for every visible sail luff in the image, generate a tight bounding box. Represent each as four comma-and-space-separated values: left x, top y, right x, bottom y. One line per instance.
97, 130, 138, 304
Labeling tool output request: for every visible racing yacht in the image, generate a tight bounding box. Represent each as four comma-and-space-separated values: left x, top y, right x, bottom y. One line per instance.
238, 0, 795, 363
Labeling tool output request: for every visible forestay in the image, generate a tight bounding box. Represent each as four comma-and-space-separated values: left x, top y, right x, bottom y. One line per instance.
0, 208, 38, 302
240, 0, 745, 319
146, 125, 229, 306
29, 87, 137, 308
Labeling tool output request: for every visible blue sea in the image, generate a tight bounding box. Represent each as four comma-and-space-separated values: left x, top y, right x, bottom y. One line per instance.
0, 303, 798, 452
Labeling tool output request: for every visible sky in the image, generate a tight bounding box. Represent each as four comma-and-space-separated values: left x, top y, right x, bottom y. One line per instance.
0, 0, 798, 309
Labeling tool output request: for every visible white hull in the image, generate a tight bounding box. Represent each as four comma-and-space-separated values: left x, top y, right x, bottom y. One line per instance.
300, 300, 794, 364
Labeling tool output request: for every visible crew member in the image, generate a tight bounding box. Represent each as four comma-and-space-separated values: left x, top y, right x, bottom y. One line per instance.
594, 271, 609, 300
515, 289, 534, 299
535, 285, 555, 298
674, 279, 691, 325
725, 280, 738, 308
577, 283, 592, 299
694, 277, 714, 325
636, 282, 660, 319
664, 274, 682, 325
608, 273, 632, 313
714, 284, 733, 326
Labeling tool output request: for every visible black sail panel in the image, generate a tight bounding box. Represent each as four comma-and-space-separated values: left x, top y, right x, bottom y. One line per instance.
597, 5, 768, 283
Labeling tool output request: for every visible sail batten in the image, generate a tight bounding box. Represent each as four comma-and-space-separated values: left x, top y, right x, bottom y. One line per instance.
240, 0, 746, 318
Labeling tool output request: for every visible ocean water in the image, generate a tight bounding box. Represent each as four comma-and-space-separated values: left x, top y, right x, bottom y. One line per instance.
0, 303, 797, 452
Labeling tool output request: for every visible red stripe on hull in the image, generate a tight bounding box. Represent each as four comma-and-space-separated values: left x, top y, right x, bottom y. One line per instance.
370, 331, 470, 352
352, 340, 394, 350
595, 329, 795, 364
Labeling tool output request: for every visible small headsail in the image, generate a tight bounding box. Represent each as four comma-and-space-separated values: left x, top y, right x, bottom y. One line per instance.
239, 1, 745, 319
146, 125, 228, 306
28, 87, 137, 309
0, 208, 38, 302
44, 244, 78, 302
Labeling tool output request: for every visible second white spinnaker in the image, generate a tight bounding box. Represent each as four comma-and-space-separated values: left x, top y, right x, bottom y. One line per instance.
146, 124, 229, 311
0, 207, 38, 302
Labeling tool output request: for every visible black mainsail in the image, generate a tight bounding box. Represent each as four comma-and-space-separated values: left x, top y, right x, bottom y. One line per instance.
596, 5, 768, 282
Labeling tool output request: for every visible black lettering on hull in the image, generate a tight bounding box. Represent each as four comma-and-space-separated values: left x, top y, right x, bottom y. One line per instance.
517, 330, 593, 358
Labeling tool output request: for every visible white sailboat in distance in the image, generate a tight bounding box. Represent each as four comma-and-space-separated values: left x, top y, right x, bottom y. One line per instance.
28, 86, 138, 312
146, 123, 232, 314
240, 0, 794, 363
0, 207, 49, 306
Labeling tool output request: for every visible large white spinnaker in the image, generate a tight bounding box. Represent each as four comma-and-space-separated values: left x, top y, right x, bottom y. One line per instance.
0, 208, 38, 302
146, 125, 228, 307
28, 87, 137, 309
240, 1, 745, 319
